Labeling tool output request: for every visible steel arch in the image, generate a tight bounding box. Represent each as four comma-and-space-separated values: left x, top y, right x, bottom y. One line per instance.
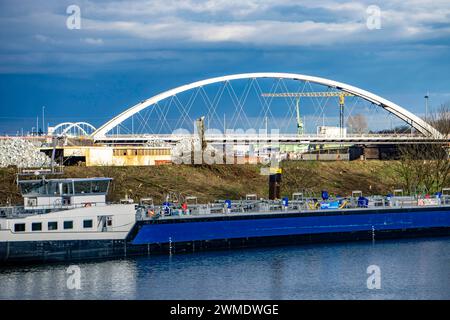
53, 122, 97, 136
91, 73, 442, 139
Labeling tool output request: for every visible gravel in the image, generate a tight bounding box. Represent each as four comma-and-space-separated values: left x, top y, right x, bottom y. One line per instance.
0, 138, 52, 168
145, 139, 171, 148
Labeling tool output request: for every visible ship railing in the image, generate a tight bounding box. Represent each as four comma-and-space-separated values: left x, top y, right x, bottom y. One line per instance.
371, 197, 386, 207
134, 194, 450, 220
24, 201, 104, 212
0, 206, 28, 218
442, 195, 450, 205
17, 166, 64, 175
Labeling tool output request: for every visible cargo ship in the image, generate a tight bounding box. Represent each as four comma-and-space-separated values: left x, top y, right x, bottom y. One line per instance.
1, 174, 450, 264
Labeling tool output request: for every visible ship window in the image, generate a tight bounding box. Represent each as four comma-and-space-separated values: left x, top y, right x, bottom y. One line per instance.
83, 219, 93, 228
63, 221, 73, 230
19, 180, 46, 195
74, 181, 91, 194
91, 180, 109, 193
14, 223, 25, 232
72, 180, 110, 194
47, 181, 59, 195
32, 222, 42, 231
62, 182, 73, 195
48, 221, 58, 230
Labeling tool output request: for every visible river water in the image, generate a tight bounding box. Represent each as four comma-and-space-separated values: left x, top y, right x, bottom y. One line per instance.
1, 237, 449, 300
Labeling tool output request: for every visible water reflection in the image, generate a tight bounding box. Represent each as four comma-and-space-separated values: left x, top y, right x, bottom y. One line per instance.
1, 237, 449, 300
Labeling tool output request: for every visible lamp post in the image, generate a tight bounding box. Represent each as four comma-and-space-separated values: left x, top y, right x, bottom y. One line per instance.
424, 93, 429, 121
42, 106, 45, 135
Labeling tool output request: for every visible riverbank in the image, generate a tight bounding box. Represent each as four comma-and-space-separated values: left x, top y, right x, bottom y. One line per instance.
0, 161, 414, 205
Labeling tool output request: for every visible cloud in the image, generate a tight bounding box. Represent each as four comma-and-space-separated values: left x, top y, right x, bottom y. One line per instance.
82, 16, 365, 46
0, 0, 449, 73
83, 37, 104, 45
74, 0, 450, 46
34, 34, 52, 43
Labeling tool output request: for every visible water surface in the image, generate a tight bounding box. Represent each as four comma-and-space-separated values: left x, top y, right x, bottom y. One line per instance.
1, 237, 449, 299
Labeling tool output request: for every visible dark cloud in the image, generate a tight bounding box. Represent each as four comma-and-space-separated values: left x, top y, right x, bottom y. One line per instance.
0, 0, 449, 133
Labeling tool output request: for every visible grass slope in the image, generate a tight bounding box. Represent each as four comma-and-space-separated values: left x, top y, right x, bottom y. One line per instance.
0, 161, 405, 205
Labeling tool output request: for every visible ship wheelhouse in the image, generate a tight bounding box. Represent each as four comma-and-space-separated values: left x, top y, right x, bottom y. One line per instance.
18, 177, 112, 210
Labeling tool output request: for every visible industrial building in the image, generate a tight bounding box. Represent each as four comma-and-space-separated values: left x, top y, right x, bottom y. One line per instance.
40, 145, 172, 167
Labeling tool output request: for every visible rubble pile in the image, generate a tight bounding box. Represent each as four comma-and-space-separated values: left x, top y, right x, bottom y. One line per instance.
171, 138, 195, 163
171, 139, 231, 164
0, 139, 52, 168
145, 139, 171, 148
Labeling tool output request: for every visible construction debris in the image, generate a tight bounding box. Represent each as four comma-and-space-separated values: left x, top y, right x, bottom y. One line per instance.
145, 139, 171, 148
172, 138, 229, 164
0, 139, 52, 168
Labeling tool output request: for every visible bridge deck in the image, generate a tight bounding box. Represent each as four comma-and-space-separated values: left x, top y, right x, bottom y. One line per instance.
94, 134, 450, 145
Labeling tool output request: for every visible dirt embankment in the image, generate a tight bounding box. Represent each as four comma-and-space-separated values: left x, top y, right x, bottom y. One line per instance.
0, 161, 408, 205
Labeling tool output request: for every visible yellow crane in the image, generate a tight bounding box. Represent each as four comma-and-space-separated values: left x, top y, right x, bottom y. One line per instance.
261, 92, 354, 136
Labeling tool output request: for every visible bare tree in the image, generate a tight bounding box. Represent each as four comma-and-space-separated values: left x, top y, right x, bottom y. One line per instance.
396, 103, 450, 194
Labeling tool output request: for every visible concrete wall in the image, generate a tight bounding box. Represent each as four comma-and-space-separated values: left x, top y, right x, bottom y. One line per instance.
86, 147, 114, 166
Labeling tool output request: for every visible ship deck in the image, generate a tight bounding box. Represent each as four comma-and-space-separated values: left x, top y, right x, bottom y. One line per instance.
139, 202, 450, 223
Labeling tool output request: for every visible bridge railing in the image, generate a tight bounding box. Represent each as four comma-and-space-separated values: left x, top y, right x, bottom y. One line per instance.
94, 133, 446, 142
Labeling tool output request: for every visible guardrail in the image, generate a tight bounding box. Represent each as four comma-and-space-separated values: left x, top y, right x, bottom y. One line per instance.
136, 195, 450, 220
95, 133, 450, 145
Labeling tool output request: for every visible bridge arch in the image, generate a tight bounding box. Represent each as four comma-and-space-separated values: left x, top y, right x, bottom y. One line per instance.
52, 122, 97, 136
92, 72, 442, 139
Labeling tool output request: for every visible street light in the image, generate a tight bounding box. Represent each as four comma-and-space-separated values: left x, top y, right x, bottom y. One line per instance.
424, 93, 429, 121
42, 106, 45, 135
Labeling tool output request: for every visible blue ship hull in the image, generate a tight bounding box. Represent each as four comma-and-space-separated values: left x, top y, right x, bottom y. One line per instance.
2, 206, 450, 264
131, 206, 450, 245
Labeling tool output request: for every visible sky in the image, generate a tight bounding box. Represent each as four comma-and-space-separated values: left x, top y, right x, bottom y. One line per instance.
0, 0, 449, 134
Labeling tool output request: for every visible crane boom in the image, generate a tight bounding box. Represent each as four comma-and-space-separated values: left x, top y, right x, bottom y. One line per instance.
262, 92, 354, 137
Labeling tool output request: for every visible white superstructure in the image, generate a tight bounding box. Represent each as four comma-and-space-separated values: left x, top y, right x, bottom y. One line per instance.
0, 177, 136, 243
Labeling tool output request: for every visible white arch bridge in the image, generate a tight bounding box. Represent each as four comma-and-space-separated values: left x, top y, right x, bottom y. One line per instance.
91, 73, 447, 145
51, 122, 97, 137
